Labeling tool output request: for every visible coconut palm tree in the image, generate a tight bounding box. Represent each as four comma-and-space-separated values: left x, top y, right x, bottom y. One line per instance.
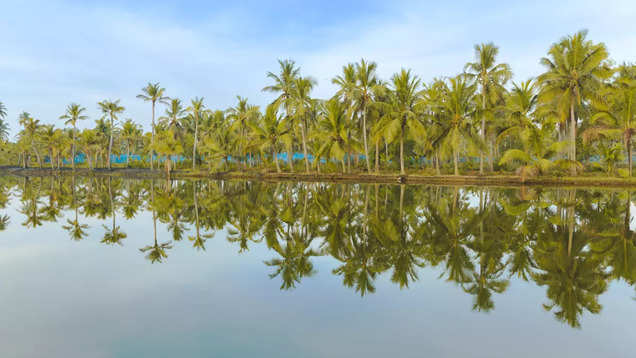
97, 100, 125, 170
137, 82, 168, 169
249, 103, 289, 172
315, 99, 350, 172
588, 65, 636, 175
160, 98, 186, 140
538, 30, 611, 174
227, 96, 259, 168
263, 59, 301, 171
354, 59, 381, 173
432, 75, 479, 175
18, 112, 43, 168
59, 103, 88, 170
187, 97, 205, 170
120, 119, 141, 167
381, 69, 425, 175
292, 76, 316, 172
465, 43, 512, 173
0, 101, 8, 142
499, 79, 539, 143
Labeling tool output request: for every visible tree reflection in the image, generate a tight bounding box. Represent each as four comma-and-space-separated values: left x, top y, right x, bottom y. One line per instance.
3, 175, 636, 328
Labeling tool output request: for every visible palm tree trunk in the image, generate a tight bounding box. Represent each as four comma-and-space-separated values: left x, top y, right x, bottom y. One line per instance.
301, 121, 309, 173
480, 93, 485, 174
151, 101, 155, 170
362, 107, 371, 173
454, 148, 459, 175
399, 121, 405, 175
627, 132, 632, 177
72, 124, 76, 170
193, 117, 198, 170
342, 158, 346, 173
570, 103, 577, 175
288, 146, 294, 172
49, 149, 54, 170
107, 115, 114, 170
375, 139, 380, 174
273, 149, 281, 173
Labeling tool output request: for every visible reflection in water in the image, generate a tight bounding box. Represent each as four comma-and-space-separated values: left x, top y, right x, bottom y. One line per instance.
1, 175, 635, 328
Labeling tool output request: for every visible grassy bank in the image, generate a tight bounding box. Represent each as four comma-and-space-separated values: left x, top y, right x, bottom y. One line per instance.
3, 166, 636, 188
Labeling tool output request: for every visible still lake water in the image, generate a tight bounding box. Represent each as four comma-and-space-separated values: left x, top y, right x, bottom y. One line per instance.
0, 175, 634, 357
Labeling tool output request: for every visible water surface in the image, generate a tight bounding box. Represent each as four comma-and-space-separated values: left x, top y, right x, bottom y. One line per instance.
0, 176, 634, 357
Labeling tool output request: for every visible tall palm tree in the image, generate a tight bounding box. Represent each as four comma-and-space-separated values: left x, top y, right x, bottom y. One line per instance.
137, 82, 168, 170
161, 98, 186, 138
315, 99, 350, 172
187, 97, 205, 170
465, 43, 512, 174
97, 100, 125, 170
59, 103, 88, 170
249, 103, 289, 172
538, 30, 611, 174
0, 101, 8, 142
432, 75, 479, 175
588, 65, 636, 175
384, 69, 425, 175
263, 59, 301, 171
18, 112, 42, 168
120, 119, 141, 167
292, 76, 316, 172
354, 59, 381, 173
228, 96, 259, 168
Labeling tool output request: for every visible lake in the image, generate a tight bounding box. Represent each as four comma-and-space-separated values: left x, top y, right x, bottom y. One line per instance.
0, 175, 634, 357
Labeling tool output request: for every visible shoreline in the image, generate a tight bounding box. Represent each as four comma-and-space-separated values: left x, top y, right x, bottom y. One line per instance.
2, 166, 636, 188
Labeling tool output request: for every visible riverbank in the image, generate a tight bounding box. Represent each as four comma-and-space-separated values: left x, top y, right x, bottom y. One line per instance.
2, 166, 636, 187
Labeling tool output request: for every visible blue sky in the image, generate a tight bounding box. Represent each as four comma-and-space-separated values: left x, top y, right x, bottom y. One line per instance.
2, 0, 636, 137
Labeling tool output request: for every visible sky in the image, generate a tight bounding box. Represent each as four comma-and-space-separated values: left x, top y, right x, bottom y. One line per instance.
1, 0, 636, 137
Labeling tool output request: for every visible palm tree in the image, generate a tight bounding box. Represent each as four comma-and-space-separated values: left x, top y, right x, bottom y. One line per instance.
432, 75, 479, 175
383, 69, 425, 175
538, 30, 611, 174
465, 43, 512, 173
59, 103, 88, 170
249, 103, 289, 172
263, 59, 301, 171
0, 101, 8, 142
227, 96, 259, 168
499, 79, 538, 143
499, 123, 571, 177
315, 99, 350, 172
354, 59, 381, 173
588, 65, 636, 175
97, 100, 125, 170
187, 97, 205, 170
18, 112, 43, 168
292, 76, 316, 172
161, 98, 186, 139
120, 119, 141, 167
137, 82, 168, 169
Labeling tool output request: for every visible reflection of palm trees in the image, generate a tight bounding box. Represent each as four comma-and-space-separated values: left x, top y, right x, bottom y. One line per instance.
62, 177, 89, 241
0, 214, 9, 231
101, 177, 127, 246
140, 180, 172, 263
533, 190, 609, 328
188, 181, 213, 250
264, 231, 318, 290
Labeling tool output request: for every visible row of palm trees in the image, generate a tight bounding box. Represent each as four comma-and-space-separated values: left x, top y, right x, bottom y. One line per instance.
1, 175, 633, 327
2, 30, 635, 176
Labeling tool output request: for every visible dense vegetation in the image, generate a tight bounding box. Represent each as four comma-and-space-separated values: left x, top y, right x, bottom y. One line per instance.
1, 175, 634, 328
1, 30, 635, 177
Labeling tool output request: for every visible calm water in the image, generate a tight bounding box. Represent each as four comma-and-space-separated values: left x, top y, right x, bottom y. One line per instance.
0, 176, 634, 357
